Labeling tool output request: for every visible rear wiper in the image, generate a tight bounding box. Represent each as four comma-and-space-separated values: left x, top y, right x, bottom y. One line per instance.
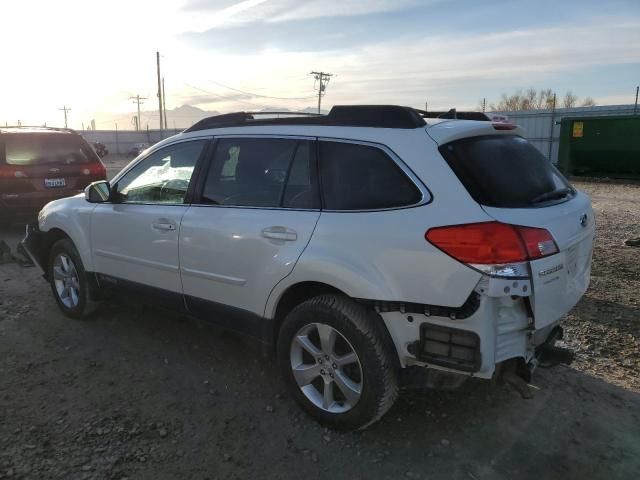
530, 187, 573, 204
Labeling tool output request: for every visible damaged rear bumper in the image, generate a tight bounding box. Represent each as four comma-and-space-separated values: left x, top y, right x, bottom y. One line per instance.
380, 273, 576, 380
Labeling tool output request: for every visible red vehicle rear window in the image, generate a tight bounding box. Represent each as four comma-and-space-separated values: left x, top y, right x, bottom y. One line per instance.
2, 133, 97, 166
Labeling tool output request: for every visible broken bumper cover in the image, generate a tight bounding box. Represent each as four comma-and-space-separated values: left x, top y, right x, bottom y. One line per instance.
408, 323, 481, 372
20, 222, 48, 274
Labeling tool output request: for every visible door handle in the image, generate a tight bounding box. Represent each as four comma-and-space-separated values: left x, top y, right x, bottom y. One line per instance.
262, 226, 297, 241
152, 222, 176, 231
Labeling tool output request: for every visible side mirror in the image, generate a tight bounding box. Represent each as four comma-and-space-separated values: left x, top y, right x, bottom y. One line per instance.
85, 180, 111, 203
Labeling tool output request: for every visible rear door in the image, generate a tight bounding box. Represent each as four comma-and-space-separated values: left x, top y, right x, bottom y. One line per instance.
439, 134, 594, 327
179, 136, 321, 328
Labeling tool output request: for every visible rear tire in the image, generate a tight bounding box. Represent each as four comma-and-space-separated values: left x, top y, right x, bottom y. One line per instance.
47, 238, 98, 319
277, 294, 399, 430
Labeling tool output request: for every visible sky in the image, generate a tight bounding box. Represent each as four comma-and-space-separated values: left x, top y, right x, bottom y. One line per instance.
1, 0, 639, 129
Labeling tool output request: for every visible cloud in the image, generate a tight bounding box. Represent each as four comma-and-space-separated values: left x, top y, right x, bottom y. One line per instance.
178, 0, 431, 31
181, 6, 430, 52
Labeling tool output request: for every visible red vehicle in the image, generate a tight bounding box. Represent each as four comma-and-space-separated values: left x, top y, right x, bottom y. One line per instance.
0, 127, 106, 223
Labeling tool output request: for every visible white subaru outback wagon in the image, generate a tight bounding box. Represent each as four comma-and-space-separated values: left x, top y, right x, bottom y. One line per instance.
22, 106, 594, 430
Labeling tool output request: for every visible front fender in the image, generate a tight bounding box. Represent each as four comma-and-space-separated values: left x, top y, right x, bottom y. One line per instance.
38, 195, 96, 271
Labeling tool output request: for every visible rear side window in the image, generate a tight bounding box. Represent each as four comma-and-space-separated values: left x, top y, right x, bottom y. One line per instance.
1, 133, 97, 166
319, 141, 421, 210
202, 137, 319, 209
439, 135, 574, 208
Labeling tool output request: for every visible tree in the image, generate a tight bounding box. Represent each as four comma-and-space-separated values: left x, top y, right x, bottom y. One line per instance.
486, 88, 596, 111
563, 91, 578, 108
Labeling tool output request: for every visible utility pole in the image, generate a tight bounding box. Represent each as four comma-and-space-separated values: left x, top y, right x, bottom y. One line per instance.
162, 77, 168, 130
482, 98, 486, 112
425, 101, 428, 112
157, 51, 164, 130
310, 71, 333, 114
547, 92, 557, 161
634, 85, 639, 115
58, 105, 71, 128
129, 94, 147, 131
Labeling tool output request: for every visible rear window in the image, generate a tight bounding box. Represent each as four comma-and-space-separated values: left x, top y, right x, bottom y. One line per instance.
1, 133, 97, 166
439, 135, 574, 208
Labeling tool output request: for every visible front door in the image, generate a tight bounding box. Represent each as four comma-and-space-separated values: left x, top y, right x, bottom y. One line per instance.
179, 136, 321, 333
91, 139, 209, 306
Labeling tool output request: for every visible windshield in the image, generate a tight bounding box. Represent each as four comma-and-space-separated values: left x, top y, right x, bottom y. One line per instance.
2, 133, 96, 166
439, 135, 574, 208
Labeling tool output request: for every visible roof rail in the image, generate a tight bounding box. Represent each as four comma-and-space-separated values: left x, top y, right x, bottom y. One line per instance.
184, 105, 427, 132
415, 109, 491, 121
0, 125, 77, 134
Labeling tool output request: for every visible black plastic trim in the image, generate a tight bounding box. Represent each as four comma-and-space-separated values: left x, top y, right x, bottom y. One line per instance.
92, 273, 274, 344
185, 295, 274, 344
96, 273, 186, 311
357, 292, 481, 320
184, 105, 427, 132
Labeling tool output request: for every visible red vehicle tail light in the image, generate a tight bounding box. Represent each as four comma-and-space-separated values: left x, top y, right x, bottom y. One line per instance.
86, 161, 107, 178
0, 164, 26, 179
425, 222, 558, 265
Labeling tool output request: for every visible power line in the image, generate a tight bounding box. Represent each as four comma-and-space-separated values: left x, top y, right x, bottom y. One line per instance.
58, 105, 71, 128
183, 83, 265, 109
206, 79, 317, 101
129, 94, 147, 131
310, 71, 333, 114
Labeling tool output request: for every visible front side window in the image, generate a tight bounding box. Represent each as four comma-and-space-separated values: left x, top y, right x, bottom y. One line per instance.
319, 141, 421, 210
201, 137, 319, 208
115, 140, 207, 204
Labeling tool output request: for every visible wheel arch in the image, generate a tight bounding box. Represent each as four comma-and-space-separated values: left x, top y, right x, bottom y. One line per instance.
34, 227, 71, 278
269, 281, 400, 369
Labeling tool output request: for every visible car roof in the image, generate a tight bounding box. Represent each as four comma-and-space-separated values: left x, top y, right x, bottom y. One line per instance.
0, 126, 76, 135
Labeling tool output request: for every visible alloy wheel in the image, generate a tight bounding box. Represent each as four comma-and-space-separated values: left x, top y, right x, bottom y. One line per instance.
290, 322, 363, 413
52, 253, 81, 309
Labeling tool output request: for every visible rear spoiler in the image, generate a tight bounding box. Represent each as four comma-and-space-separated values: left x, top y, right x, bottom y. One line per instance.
414, 109, 492, 121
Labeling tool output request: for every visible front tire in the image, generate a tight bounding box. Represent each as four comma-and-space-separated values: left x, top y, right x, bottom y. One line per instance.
48, 238, 98, 319
277, 295, 399, 430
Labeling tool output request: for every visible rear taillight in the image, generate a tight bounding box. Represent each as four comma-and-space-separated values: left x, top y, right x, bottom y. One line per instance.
425, 222, 558, 278
86, 161, 106, 178
0, 164, 27, 179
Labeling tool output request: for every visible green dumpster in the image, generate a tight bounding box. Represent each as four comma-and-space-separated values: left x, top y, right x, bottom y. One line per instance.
557, 115, 640, 178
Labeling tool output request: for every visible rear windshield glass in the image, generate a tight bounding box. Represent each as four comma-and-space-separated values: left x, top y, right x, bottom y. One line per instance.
439, 135, 574, 208
2, 133, 96, 166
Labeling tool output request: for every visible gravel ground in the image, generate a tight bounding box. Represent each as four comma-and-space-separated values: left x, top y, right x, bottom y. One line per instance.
0, 177, 638, 480
563, 180, 640, 392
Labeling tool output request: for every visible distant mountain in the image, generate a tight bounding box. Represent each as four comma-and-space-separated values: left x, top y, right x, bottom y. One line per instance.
164, 105, 220, 129
128, 104, 327, 131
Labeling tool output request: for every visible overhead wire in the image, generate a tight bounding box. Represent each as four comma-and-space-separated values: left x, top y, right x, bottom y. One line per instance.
205, 79, 317, 101
183, 83, 266, 109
